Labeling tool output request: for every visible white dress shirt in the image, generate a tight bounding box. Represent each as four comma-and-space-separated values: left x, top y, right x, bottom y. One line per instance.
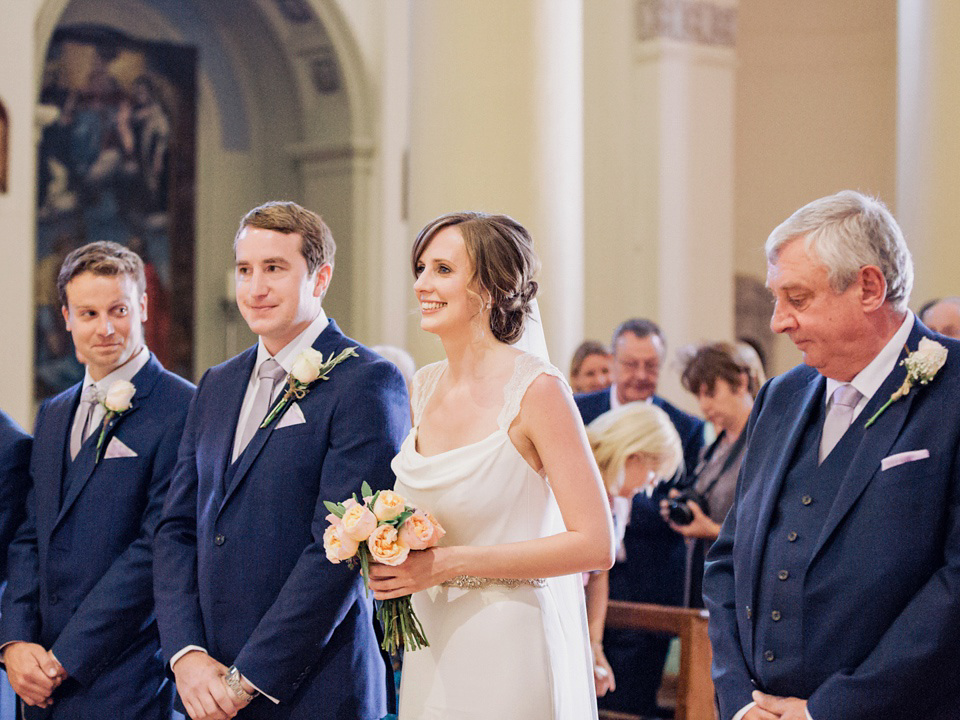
71, 345, 151, 443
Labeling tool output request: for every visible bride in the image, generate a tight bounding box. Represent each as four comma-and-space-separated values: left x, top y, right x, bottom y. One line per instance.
368, 212, 615, 719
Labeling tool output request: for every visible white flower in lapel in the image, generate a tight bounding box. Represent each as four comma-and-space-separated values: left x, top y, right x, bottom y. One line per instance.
95, 380, 136, 462
864, 338, 947, 428
260, 346, 359, 429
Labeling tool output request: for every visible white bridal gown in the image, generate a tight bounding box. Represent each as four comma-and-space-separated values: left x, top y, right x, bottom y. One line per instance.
393, 352, 598, 720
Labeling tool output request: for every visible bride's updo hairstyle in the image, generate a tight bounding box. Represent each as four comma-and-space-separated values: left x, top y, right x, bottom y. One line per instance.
412, 212, 541, 344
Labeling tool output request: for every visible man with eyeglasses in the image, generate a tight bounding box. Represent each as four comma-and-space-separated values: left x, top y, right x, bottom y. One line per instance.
575, 317, 705, 717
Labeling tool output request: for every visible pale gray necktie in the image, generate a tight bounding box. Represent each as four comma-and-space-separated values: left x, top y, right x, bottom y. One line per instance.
235, 358, 286, 458
70, 385, 101, 460
819, 383, 862, 463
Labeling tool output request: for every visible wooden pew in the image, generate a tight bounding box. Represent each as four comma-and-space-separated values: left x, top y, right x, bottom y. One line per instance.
599, 601, 717, 720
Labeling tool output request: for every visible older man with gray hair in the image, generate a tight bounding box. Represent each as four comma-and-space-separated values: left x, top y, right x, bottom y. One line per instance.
703, 190, 960, 720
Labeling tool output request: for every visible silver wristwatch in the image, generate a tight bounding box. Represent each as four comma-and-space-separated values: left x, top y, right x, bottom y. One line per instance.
225, 665, 258, 704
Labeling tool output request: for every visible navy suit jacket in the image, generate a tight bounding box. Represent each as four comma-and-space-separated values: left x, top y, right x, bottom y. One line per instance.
154, 320, 410, 720
0, 355, 194, 718
0, 411, 31, 582
703, 320, 960, 720
575, 389, 705, 482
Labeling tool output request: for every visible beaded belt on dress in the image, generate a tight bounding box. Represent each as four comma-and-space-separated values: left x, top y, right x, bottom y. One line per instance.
441, 575, 546, 590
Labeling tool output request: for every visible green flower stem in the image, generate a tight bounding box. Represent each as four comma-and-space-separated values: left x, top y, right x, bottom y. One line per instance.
864, 379, 911, 429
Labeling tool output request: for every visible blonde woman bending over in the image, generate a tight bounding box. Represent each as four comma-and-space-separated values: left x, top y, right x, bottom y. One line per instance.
585, 403, 682, 699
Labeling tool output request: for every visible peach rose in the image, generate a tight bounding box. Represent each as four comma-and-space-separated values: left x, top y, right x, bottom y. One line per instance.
341, 503, 377, 541
323, 524, 359, 563
397, 510, 435, 550
367, 524, 410, 566
425, 511, 446, 546
373, 490, 406, 522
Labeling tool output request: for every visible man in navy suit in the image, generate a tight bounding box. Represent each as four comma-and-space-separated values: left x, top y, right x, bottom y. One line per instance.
0, 241, 194, 718
0, 411, 31, 719
154, 202, 409, 720
0, 411, 30, 584
704, 191, 960, 720
576, 318, 705, 717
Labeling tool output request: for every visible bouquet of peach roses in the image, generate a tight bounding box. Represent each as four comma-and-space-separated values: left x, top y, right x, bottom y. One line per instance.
322, 482, 444, 653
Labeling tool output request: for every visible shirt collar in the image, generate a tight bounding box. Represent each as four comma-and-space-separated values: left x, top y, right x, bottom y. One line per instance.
82, 345, 150, 396
825, 311, 914, 406
609, 384, 654, 411
254, 309, 329, 375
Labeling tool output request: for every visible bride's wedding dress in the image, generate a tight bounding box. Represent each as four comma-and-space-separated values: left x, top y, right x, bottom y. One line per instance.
393, 352, 597, 719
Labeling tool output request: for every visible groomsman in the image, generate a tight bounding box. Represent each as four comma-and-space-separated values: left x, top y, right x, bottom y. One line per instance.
154, 201, 409, 720
0, 410, 30, 583
0, 242, 194, 718
0, 411, 31, 718
704, 191, 960, 719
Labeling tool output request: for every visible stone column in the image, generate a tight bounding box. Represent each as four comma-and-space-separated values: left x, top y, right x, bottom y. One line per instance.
897, 0, 960, 305
589, 0, 738, 409
406, 0, 584, 368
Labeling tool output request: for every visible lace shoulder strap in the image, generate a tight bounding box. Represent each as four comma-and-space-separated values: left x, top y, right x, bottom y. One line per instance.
497, 352, 571, 430
411, 360, 447, 428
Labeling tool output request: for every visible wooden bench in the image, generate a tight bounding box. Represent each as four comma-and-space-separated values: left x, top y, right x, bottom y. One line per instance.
599, 601, 717, 720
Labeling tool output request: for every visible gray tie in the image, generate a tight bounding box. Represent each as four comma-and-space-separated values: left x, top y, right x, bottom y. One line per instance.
70, 385, 101, 460
819, 383, 862, 463
235, 358, 286, 458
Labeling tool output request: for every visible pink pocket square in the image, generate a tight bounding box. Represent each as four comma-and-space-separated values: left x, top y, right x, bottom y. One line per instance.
880, 449, 929, 471
103, 436, 138, 459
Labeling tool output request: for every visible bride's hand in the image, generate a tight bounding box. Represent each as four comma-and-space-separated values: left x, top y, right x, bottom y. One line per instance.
368, 548, 451, 600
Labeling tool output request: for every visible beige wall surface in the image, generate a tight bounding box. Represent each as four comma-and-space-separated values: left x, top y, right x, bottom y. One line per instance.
734, 0, 898, 376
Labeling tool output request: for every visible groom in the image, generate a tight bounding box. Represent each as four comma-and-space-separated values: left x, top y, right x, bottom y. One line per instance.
154, 201, 409, 720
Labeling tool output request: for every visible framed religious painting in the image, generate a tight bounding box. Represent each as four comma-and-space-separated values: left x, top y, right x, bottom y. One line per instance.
34, 25, 197, 399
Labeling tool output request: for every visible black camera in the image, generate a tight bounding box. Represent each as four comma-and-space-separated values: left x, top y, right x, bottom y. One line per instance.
666, 491, 709, 526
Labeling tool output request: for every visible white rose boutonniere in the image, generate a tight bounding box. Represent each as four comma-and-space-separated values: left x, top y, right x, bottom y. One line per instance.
260, 346, 359, 429
864, 338, 948, 428
96, 380, 136, 462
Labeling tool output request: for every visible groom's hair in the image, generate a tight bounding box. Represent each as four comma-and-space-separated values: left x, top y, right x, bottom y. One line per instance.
236, 201, 336, 274
57, 241, 146, 307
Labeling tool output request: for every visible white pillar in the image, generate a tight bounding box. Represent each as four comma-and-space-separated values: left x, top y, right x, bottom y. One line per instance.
626, 0, 737, 409
897, 0, 960, 306
406, 0, 584, 368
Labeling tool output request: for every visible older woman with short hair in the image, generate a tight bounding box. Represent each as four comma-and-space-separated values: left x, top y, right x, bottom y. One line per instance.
661, 341, 765, 607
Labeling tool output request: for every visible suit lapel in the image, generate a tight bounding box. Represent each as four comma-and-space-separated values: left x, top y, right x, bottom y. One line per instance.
210, 348, 257, 507
54, 357, 160, 528
808, 323, 929, 563
219, 321, 347, 514
40, 387, 81, 536
747, 371, 824, 600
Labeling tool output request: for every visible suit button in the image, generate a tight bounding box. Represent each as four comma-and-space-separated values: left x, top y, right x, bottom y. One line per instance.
745, 606, 752, 619
778, 570, 789, 581
764, 650, 775, 662
214, 534, 226, 546
787, 531, 798, 542
49, 594, 59, 605
771, 610, 782, 621
801, 495, 813, 506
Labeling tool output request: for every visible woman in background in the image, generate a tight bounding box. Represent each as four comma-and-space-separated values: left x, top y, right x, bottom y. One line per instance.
660, 341, 765, 607
584, 403, 682, 703
570, 340, 612, 394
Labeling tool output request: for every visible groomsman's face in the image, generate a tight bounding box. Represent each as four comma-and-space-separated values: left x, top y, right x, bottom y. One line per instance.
235, 226, 331, 356
61, 271, 147, 381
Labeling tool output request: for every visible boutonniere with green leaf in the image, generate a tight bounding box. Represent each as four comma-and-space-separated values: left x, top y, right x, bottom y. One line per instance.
864, 338, 947, 428
95, 380, 136, 462
260, 346, 359, 429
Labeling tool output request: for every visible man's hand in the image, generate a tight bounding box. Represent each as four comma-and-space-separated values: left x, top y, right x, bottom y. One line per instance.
172, 650, 245, 720
751, 690, 810, 720
3, 642, 65, 708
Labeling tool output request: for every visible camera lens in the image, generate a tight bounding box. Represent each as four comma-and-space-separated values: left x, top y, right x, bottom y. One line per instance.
667, 498, 695, 525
